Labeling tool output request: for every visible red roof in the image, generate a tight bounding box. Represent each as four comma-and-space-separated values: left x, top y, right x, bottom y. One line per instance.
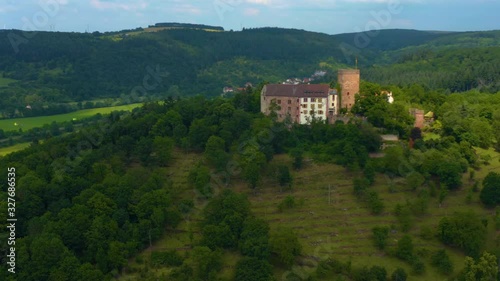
263, 84, 330, 98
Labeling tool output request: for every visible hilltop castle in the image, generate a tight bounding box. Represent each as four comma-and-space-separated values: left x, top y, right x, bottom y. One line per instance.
260, 69, 360, 124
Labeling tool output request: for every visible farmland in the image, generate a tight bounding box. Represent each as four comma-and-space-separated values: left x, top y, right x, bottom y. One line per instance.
0, 103, 142, 132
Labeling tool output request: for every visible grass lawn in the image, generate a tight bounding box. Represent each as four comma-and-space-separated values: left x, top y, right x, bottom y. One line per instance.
0, 103, 142, 131
117, 148, 500, 281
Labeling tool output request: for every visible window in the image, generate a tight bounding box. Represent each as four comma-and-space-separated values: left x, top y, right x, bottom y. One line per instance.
303, 98, 308, 102
311, 98, 316, 102
287, 107, 291, 112
296, 99, 299, 102
318, 104, 323, 109
277, 100, 282, 104
288, 100, 292, 104
311, 104, 315, 109
296, 107, 299, 111
332, 103, 335, 107
347, 92, 350, 96
302, 104, 307, 109
319, 110, 324, 114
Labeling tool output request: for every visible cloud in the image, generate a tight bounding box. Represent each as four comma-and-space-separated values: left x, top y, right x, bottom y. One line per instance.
244, 7, 260, 15
89, 0, 148, 11
173, 4, 202, 15
245, 0, 270, 5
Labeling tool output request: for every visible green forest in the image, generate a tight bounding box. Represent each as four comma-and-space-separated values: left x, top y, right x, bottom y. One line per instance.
0, 26, 499, 281
0, 77, 499, 280
0, 28, 499, 118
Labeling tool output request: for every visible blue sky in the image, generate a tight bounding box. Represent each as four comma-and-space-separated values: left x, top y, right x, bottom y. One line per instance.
1, 0, 499, 35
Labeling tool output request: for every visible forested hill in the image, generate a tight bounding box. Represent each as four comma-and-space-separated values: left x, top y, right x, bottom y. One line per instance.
0, 27, 499, 117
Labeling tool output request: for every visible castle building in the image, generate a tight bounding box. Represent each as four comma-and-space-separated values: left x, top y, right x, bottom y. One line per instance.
338, 69, 360, 111
260, 69, 360, 124
260, 84, 338, 124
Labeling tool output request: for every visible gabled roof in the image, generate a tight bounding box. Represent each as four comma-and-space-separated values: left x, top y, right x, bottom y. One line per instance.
263, 84, 331, 97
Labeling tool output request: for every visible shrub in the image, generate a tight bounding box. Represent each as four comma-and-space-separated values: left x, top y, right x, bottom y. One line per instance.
367, 191, 385, 215
372, 226, 389, 250
391, 267, 407, 281
411, 258, 425, 275
151, 250, 183, 267
431, 249, 453, 275
395, 235, 414, 262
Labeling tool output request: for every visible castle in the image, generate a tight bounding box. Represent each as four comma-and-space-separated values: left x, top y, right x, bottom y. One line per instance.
260, 69, 360, 124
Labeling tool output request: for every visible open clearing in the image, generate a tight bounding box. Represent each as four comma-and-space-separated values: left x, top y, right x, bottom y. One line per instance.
0, 142, 31, 156
118, 148, 500, 281
0, 103, 142, 132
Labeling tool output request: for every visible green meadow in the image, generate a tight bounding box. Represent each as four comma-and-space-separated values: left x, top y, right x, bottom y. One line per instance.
0, 103, 142, 132
0, 76, 17, 87
0, 142, 31, 156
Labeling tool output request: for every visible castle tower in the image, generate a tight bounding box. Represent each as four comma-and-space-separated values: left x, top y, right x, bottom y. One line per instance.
338, 69, 360, 111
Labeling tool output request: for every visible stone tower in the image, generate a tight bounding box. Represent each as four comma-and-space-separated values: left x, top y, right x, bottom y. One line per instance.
338, 69, 360, 111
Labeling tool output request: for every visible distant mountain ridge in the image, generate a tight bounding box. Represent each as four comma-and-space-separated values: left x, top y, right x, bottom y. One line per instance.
0, 26, 499, 118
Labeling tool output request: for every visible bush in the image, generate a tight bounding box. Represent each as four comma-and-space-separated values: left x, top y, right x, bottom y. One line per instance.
372, 226, 389, 250
391, 267, 407, 281
419, 226, 434, 240
367, 191, 385, 215
431, 249, 453, 275
353, 177, 370, 198
370, 265, 387, 281
411, 258, 425, 275
278, 195, 298, 212
151, 250, 183, 267
395, 235, 414, 262
479, 172, 500, 208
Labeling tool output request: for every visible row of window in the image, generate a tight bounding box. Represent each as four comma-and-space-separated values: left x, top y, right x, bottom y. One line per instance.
273, 98, 329, 104
281, 107, 326, 114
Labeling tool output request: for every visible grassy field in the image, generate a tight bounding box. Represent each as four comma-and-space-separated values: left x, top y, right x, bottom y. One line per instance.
0, 103, 142, 131
0, 142, 31, 156
0, 76, 17, 87
117, 148, 500, 281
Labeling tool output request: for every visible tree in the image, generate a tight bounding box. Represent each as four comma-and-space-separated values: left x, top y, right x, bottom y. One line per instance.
353, 177, 370, 198
234, 257, 273, 281
290, 147, 304, 170
190, 246, 222, 280
479, 172, 500, 208
431, 249, 453, 275
391, 267, 407, 281
188, 164, 212, 198
363, 160, 376, 185
370, 265, 387, 281
410, 127, 422, 141
437, 212, 487, 258
367, 191, 385, 215
239, 217, 270, 260
406, 171, 425, 191
277, 165, 292, 191
152, 136, 174, 166
204, 135, 228, 171
270, 228, 302, 267
244, 162, 261, 192
462, 252, 498, 281
372, 226, 389, 250
396, 235, 414, 262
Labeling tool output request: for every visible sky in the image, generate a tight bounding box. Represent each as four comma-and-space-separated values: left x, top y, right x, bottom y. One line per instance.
0, 0, 499, 35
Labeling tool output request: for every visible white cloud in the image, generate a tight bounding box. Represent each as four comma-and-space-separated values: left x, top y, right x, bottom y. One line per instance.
244, 7, 260, 15
173, 4, 202, 15
89, 0, 148, 11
